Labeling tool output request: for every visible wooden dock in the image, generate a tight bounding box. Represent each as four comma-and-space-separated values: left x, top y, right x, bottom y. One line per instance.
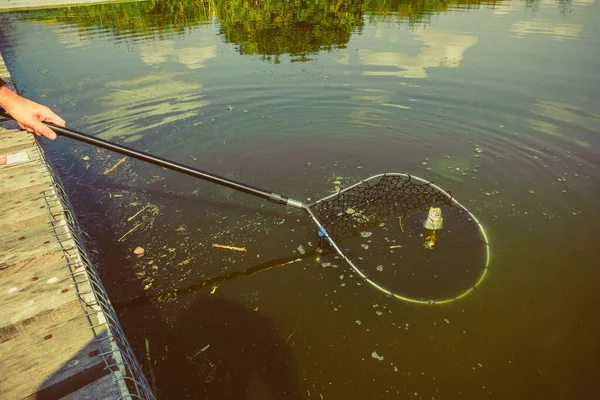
0, 0, 143, 11
1, 57, 153, 398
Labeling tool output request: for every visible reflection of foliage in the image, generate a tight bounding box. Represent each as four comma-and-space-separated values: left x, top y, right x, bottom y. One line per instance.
18, 0, 214, 35
215, 0, 366, 62
366, 0, 504, 25
14, 0, 506, 61
556, 0, 573, 15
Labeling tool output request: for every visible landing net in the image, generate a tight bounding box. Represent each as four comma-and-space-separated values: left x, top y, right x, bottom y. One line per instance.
308, 173, 490, 305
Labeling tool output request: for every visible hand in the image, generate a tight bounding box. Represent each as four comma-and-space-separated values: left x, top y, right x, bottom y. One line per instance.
0, 85, 65, 140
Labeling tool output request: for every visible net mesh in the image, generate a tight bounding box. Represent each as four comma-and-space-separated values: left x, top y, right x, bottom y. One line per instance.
310, 174, 452, 240
308, 173, 488, 303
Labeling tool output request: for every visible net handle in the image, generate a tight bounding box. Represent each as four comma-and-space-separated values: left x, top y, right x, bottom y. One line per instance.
0, 108, 305, 208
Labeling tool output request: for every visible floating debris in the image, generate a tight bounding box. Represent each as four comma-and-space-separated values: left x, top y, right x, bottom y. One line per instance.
118, 223, 142, 242
212, 244, 247, 252
226, 105, 235, 111
360, 231, 373, 238
297, 245, 306, 255
376, 265, 384, 272
361, 244, 369, 250
376, 311, 383, 316
133, 247, 145, 256
128, 205, 150, 222
346, 208, 356, 215
103, 157, 127, 175
371, 351, 384, 361
444, 318, 450, 324
355, 320, 361, 325
199, 344, 210, 352
474, 146, 484, 154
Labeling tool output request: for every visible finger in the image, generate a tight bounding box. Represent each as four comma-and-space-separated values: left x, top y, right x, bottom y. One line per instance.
43, 111, 66, 128
17, 122, 35, 134
0, 156, 7, 166
31, 120, 57, 140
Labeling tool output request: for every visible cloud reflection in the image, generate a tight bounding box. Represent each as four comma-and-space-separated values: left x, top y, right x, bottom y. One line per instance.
359, 29, 478, 79
53, 25, 93, 48
138, 39, 217, 69
84, 72, 208, 142
529, 100, 600, 148
510, 19, 583, 40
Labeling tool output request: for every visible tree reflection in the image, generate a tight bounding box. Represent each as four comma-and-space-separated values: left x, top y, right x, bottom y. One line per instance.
214, 0, 366, 62
16, 0, 505, 61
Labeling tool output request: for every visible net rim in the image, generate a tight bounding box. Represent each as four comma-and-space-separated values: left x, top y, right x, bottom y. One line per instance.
306, 172, 491, 305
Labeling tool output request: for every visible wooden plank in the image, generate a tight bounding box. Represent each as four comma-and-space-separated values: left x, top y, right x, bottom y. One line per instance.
0, 165, 53, 201
0, 153, 45, 178
0, 0, 145, 11
0, 251, 67, 279
0, 313, 111, 399
0, 127, 35, 154
0, 57, 12, 85
0, 218, 73, 269
0, 147, 41, 168
0, 257, 87, 339
0, 190, 50, 233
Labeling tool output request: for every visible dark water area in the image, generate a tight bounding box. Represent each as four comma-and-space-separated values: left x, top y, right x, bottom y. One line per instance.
1, 0, 599, 398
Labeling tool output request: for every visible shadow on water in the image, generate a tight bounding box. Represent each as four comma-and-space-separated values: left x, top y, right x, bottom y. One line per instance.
121, 294, 301, 400
114, 248, 318, 311
34, 288, 303, 399
47, 165, 302, 399
31, 191, 303, 400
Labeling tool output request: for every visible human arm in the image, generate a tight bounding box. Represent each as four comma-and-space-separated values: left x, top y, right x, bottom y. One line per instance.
0, 77, 65, 140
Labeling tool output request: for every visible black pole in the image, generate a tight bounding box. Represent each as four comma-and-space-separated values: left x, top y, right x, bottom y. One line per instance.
0, 109, 291, 205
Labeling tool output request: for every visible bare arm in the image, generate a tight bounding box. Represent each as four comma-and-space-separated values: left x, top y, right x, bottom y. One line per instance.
0, 78, 65, 140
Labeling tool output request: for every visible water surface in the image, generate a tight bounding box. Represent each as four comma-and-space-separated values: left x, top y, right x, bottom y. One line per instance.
1, 0, 599, 398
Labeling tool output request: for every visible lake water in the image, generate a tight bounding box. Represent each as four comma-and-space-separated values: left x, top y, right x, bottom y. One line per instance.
1, 0, 599, 398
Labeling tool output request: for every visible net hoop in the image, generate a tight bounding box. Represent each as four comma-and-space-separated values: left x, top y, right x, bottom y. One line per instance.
307, 173, 491, 305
